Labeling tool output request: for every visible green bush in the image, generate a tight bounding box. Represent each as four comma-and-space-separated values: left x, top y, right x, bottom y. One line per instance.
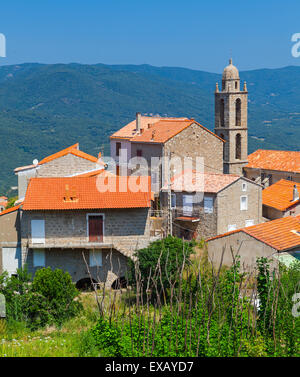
0, 266, 82, 329
127, 236, 195, 296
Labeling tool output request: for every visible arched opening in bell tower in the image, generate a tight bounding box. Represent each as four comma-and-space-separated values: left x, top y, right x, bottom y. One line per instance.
235, 98, 241, 127
235, 133, 241, 159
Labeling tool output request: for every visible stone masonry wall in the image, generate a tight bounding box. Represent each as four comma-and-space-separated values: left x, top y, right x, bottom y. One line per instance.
37, 154, 99, 177
216, 178, 262, 234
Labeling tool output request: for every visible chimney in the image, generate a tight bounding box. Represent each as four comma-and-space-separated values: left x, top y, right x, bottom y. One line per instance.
136, 112, 141, 133
293, 184, 299, 202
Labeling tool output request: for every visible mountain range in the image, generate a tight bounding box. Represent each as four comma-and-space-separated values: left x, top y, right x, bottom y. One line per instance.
0, 62, 299, 195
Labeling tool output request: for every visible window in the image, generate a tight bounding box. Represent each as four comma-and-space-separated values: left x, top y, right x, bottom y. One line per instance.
136, 149, 142, 157
171, 193, 176, 208
245, 219, 254, 227
204, 197, 214, 214
33, 249, 45, 267
31, 220, 45, 244
242, 182, 247, 191
87, 215, 104, 243
89, 250, 103, 267
235, 133, 241, 159
228, 224, 237, 231
116, 142, 121, 157
220, 99, 225, 127
240, 196, 248, 211
183, 195, 193, 216
235, 98, 241, 127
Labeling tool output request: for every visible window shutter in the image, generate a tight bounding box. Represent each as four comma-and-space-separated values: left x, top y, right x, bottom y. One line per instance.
204, 197, 214, 214
89, 250, 103, 267
31, 220, 45, 244
33, 249, 45, 267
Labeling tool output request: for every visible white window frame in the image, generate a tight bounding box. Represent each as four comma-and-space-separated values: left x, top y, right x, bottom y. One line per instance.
245, 219, 254, 227
228, 224, 237, 231
242, 182, 247, 192
89, 249, 103, 267
86, 213, 105, 242
240, 196, 248, 211
31, 219, 45, 244
33, 249, 45, 267
204, 196, 214, 214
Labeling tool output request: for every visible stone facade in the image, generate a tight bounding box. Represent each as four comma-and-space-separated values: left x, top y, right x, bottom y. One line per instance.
25, 248, 128, 288
16, 154, 100, 200
20, 208, 153, 286
207, 231, 279, 272
0, 209, 21, 275
126, 122, 224, 193
244, 167, 300, 187
263, 202, 300, 220
160, 177, 262, 239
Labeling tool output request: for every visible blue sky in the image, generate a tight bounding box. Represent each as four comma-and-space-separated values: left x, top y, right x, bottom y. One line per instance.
1, 0, 300, 72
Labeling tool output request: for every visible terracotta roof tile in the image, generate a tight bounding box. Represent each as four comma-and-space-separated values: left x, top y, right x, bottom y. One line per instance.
207, 215, 300, 251
23, 176, 151, 211
162, 170, 240, 193
263, 180, 300, 211
245, 149, 300, 174
0, 203, 23, 216
110, 116, 224, 144
110, 116, 188, 139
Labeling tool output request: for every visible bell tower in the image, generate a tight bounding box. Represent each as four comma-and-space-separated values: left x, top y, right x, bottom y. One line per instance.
214, 59, 248, 175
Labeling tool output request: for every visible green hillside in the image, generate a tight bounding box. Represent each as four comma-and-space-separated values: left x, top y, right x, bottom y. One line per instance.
0, 63, 299, 195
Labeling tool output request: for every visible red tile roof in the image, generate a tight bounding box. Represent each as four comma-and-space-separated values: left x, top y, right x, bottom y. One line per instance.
72, 169, 115, 178
110, 116, 224, 144
110, 116, 188, 139
245, 149, 300, 174
263, 180, 300, 211
207, 215, 300, 251
0, 203, 23, 216
23, 176, 152, 211
162, 170, 240, 193
15, 143, 104, 172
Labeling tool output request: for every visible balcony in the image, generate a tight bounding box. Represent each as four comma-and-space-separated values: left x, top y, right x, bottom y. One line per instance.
172, 208, 201, 222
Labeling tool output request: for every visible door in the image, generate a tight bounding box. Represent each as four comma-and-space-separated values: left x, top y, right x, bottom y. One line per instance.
88, 216, 103, 243
2, 247, 21, 276
183, 195, 193, 216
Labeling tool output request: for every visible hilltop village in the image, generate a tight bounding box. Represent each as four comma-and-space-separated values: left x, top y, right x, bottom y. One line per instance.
0, 59, 299, 288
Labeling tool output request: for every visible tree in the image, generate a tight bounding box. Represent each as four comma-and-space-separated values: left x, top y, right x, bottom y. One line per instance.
127, 236, 195, 296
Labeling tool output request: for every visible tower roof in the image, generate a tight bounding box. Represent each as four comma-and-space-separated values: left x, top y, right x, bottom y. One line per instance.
222, 58, 239, 80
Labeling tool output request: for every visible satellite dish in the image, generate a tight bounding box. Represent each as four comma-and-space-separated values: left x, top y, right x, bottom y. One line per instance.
33, 159, 39, 166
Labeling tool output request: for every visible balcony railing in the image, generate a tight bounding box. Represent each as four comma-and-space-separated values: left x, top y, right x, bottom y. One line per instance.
172, 208, 201, 220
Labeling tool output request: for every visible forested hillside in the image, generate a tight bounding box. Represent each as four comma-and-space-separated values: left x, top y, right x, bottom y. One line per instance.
0, 62, 299, 194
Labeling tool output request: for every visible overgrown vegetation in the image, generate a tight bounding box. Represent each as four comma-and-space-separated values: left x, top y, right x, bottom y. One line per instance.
0, 266, 82, 329
91, 238, 300, 357
0, 238, 299, 357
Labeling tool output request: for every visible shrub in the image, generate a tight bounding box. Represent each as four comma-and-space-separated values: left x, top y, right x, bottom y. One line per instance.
127, 236, 195, 296
0, 266, 82, 329
32, 267, 83, 326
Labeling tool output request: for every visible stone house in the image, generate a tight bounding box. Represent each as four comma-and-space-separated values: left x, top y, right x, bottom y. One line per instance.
14, 143, 105, 202
0, 204, 22, 276
20, 175, 155, 287
244, 149, 300, 187
262, 180, 300, 220
206, 215, 300, 271
160, 170, 262, 239
110, 114, 225, 196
